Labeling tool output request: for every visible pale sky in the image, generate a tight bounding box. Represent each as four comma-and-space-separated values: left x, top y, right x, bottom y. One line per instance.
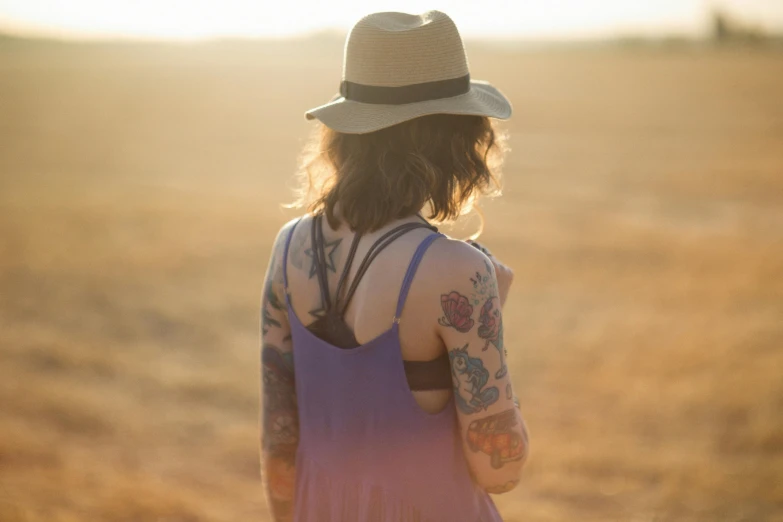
1, 0, 782, 40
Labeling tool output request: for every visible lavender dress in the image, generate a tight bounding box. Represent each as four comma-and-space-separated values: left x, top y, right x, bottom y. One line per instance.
282, 225, 503, 522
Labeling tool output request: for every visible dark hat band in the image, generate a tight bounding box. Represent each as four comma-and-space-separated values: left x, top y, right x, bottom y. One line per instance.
340, 74, 470, 105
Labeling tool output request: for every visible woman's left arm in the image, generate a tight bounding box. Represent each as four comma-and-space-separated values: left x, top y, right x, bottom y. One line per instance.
260, 222, 298, 522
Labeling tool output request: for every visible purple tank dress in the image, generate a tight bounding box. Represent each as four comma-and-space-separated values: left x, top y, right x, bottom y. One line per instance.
282, 225, 503, 522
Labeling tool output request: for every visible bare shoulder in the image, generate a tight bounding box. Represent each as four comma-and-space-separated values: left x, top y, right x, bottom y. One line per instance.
265, 216, 310, 279
407, 235, 496, 310
270, 216, 308, 256
422, 235, 494, 284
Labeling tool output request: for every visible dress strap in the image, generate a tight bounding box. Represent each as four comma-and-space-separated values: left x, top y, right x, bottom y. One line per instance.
393, 232, 443, 324
282, 217, 303, 298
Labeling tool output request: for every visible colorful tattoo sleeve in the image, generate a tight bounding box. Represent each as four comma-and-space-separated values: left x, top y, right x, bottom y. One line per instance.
466, 408, 527, 469
449, 344, 500, 414
439, 291, 475, 332
261, 225, 298, 522
478, 295, 507, 379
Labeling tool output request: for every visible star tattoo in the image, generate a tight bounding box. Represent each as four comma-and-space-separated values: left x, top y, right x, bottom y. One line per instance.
304, 238, 342, 279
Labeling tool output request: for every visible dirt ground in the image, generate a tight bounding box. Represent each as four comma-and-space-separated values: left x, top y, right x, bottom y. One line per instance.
0, 39, 782, 521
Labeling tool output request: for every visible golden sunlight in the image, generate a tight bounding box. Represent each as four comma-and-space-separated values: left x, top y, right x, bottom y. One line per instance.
1, 0, 782, 40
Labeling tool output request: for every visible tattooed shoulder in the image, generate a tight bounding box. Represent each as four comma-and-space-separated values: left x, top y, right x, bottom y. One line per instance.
438, 260, 507, 378
288, 219, 343, 279
468, 260, 494, 306
304, 236, 342, 279
288, 224, 309, 271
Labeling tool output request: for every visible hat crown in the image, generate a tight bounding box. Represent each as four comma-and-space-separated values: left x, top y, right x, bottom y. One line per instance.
343, 11, 469, 88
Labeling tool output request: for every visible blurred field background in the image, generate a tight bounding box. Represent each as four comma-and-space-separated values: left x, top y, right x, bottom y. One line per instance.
1, 30, 783, 522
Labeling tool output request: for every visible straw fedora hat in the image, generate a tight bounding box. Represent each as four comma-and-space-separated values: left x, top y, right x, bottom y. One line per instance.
304, 10, 512, 134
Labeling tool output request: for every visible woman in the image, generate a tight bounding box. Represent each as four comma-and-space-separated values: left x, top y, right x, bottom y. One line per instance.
260, 10, 529, 522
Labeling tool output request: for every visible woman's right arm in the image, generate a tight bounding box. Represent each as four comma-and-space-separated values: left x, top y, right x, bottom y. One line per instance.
436, 242, 529, 494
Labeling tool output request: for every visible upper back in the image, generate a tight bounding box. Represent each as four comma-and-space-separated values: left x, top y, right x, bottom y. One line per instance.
284, 214, 451, 365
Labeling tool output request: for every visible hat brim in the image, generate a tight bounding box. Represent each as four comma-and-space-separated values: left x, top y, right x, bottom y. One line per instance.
304, 80, 511, 134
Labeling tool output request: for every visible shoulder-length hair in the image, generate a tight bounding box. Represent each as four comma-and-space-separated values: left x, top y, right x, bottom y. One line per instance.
291, 114, 506, 234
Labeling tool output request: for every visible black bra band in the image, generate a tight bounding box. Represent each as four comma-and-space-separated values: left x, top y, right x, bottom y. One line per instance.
340, 74, 471, 105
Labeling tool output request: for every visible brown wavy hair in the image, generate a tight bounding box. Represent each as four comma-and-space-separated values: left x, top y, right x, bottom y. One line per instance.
291, 114, 506, 234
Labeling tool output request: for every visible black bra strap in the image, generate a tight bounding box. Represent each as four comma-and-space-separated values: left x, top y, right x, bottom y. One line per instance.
338, 222, 437, 317
403, 352, 452, 391
309, 213, 438, 318
334, 231, 362, 307
311, 214, 332, 311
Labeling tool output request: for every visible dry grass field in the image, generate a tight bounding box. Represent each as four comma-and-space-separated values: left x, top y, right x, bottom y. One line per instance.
0, 38, 782, 521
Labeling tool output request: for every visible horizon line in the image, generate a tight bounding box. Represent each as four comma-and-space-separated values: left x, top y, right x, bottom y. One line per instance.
4, 27, 780, 46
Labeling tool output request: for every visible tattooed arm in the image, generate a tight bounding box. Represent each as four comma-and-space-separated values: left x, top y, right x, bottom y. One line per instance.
436, 242, 529, 494
261, 221, 299, 522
